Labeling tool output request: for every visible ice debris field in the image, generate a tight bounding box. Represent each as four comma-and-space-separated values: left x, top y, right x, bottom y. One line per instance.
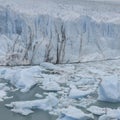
0, 60, 120, 120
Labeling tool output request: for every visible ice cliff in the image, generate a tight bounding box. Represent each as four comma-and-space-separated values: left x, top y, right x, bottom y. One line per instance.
0, 0, 120, 65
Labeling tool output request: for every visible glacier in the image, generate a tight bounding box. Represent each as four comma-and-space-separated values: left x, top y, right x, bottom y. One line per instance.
1, 1, 120, 120
0, 0, 120, 65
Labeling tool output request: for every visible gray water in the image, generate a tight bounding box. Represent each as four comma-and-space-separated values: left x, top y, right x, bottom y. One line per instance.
0, 81, 57, 120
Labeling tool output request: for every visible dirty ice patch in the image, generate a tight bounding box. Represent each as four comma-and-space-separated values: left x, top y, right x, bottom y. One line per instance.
98, 75, 120, 102
6, 93, 58, 115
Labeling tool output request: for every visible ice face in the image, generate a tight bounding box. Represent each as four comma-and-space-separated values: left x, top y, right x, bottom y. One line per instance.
0, 0, 119, 65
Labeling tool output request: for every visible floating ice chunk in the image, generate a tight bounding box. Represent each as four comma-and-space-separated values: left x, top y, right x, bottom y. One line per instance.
0, 83, 10, 91
0, 66, 41, 92
6, 94, 58, 115
58, 106, 94, 120
69, 85, 94, 99
99, 108, 120, 120
0, 83, 6, 89
78, 78, 96, 86
98, 76, 120, 102
0, 83, 11, 101
75, 98, 97, 108
87, 106, 106, 115
35, 93, 43, 98
0, 90, 7, 101
11, 108, 34, 116
3, 96, 13, 99
15, 68, 38, 92
41, 79, 61, 92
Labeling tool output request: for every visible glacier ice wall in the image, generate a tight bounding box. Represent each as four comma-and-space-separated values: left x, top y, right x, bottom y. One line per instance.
0, 4, 120, 65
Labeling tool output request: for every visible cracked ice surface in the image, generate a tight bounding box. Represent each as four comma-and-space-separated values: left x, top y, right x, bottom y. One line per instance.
0, 0, 120, 65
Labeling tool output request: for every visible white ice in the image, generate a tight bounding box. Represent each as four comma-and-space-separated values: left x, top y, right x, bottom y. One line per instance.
87, 106, 107, 116
57, 106, 94, 120
98, 75, 120, 102
99, 108, 120, 120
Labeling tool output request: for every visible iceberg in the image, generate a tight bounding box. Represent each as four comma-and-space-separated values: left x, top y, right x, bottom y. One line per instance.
98, 76, 120, 102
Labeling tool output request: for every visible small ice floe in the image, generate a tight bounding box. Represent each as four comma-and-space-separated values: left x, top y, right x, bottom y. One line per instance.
0, 83, 11, 101
11, 108, 34, 116
98, 75, 120, 102
35, 93, 43, 98
0, 83, 10, 91
75, 98, 97, 108
57, 106, 94, 120
87, 106, 107, 116
99, 108, 120, 120
41, 78, 61, 92
0, 90, 7, 101
3, 96, 13, 99
69, 85, 94, 99
6, 94, 58, 115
